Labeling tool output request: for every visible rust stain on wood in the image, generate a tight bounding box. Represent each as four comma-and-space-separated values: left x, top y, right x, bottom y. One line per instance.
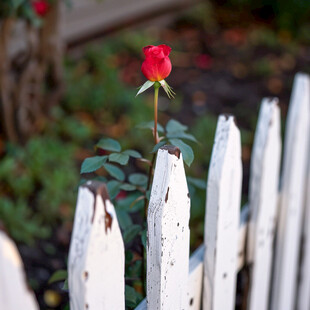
82, 180, 113, 233
221, 113, 237, 125
165, 187, 170, 203
161, 145, 181, 158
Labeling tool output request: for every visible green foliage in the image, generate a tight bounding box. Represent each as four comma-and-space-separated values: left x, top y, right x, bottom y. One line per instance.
97, 138, 121, 152
128, 173, 148, 186
81, 156, 107, 174
0, 136, 79, 244
125, 285, 143, 308
0, 198, 49, 244
48, 270, 68, 284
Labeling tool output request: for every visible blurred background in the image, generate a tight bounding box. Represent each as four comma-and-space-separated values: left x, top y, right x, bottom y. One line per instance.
1, 0, 310, 308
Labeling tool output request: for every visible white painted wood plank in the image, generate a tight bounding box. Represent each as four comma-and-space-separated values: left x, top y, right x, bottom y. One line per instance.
136, 245, 204, 310
203, 115, 242, 310
68, 181, 125, 310
296, 144, 310, 310
247, 98, 282, 310
147, 145, 190, 310
0, 231, 38, 310
187, 245, 204, 310
271, 73, 310, 310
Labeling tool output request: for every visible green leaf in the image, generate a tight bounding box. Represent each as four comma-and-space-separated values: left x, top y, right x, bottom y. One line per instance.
115, 193, 145, 212
151, 140, 166, 153
145, 189, 151, 200
108, 153, 129, 165
115, 209, 132, 230
103, 163, 125, 181
80, 156, 107, 173
125, 285, 140, 308
123, 224, 142, 244
122, 149, 142, 158
96, 138, 121, 152
136, 121, 164, 133
107, 180, 122, 199
166, 119, 188, 133
141, 230, 147, 248
63, 279, 69, 291
169, 139, 194, 167
167, 132, 198, 143
48, 270, 68, 284
187, 177, 206, 190
120, 183, 136, 191
136, 80, 155, 96
129, 173, 148, 186
129, 195, 145, 210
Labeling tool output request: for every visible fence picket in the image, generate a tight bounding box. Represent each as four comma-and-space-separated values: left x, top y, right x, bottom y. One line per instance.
187, 245, 204, 309
68, 181, 125, 310
136, 245, 204, 310
297, 152, 310, 310
271, 73, 310, 310
0, 231, 39, 310
247, 98, 282, 310
147, 145, 190, 310
203, 115, 242, 310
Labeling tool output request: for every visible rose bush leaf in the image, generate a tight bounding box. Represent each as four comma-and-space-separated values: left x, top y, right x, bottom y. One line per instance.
107, 180, 122, 199
169, 138, 194, 167
123, 224, 142, 244
122, 149, 142, 158
108, 153, 129, 165
151, 140, 166, 153
115, 209, 132, 230
166, 119, 188, 133
80, 156, 107, 173
166, 132, 198, 143
128, 173, 148, 186
103, 163, 125, 181
96, 138, 121, 152
136, 121, 164, 133
120, 183, 137, 191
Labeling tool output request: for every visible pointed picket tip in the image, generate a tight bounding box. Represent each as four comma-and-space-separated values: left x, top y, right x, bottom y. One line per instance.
147, 145, 190, 309
68, 181, 125, 310
203, 113, 242, 310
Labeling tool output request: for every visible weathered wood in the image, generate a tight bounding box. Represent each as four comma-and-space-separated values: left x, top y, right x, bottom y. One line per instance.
68, 181, 125, 310
0, 1, 63, 142
62, 0, 192, 44
136, 245, 204, 310
147, 145, 190, 310
0, 231, 38, 310
247, 98, 282, 310
203, 115, 242, 310
296, 153, 310, 310
271, 73, 310, 310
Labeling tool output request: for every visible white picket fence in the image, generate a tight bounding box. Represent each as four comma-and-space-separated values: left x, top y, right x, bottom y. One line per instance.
0, 73, 309, 310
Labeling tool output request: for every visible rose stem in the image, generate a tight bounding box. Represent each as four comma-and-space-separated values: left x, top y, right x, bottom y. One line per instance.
153, 82, 160, 145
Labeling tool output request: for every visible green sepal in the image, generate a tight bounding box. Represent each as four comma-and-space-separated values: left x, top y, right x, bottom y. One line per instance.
136, 80, 155, 97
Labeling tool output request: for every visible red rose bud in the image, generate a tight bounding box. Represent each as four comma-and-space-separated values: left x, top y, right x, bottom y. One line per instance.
32, 0, 49, 17
141, 45, 172, 82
